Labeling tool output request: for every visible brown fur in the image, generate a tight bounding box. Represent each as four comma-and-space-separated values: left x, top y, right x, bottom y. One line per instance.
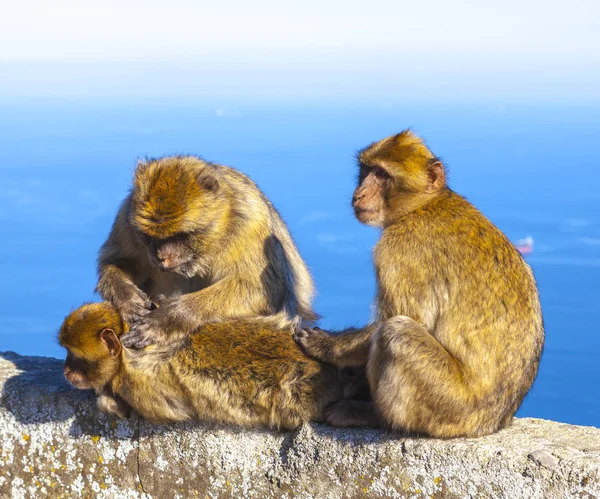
294, 130, 544, 438
59, 303, 342, 430
96, 156, 316, 349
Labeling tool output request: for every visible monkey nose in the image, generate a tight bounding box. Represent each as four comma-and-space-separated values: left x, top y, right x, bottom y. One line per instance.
158, 257, 175, 270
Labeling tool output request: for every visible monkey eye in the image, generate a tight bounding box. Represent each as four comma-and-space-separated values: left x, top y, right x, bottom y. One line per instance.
373, 168, 390, 180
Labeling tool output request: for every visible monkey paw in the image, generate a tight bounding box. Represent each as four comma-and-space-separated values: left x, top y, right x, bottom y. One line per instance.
98, 393, 131, 419
121, 296, 184, 349
293, 327, 335, 362
118, 287, 155, 324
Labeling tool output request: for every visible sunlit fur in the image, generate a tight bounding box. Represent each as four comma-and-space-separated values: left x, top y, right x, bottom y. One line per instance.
59, 303, 342, 430
97, 156, 316, 341
58, 302, 128, 391
295, 130, 544, 438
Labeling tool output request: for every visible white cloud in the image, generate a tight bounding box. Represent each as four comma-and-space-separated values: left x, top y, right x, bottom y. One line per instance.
298, 211, 338, 226
580, 237, 600, 246
566, 218, 592, 228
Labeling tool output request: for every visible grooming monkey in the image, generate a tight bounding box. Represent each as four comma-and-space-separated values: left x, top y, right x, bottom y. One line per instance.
97, 156, 316, 349
59, 302, 342, 429
295, 130, 544, 438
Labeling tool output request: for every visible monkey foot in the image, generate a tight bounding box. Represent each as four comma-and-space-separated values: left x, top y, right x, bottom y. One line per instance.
324, 400, 381, 428
293, 327, 335, 362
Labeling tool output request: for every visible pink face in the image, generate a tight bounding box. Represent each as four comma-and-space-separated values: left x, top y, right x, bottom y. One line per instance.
63, 352, 93, 390
352, 164, 391, 227
139, 232, 199, 277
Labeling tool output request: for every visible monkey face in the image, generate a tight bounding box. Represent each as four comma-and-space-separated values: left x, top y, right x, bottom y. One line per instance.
352, 164, 389, 227
63, 351, 96, 389
59, 304, 124, 391
130, 157, 224, 278
141, 232, 202, 277
353, 131, 447, 226
62, 344, 120, 391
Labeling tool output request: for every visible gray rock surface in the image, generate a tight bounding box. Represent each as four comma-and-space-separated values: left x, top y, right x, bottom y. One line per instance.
1, 351, 599, 498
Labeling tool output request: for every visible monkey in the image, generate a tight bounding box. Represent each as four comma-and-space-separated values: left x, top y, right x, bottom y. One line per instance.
58, 302, 343, 429
96, 155, 316, 349
294, 130, 544, 438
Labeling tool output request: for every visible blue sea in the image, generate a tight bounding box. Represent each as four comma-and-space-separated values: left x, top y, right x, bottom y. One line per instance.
1, 98, 598, 427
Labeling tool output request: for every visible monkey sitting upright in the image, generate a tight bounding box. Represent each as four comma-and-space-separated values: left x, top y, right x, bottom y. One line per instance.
59, 302, 342, 429
295, 130, 544, 438
96, 156, 316, 350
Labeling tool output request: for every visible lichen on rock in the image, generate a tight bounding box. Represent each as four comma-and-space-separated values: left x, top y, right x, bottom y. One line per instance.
1, 351, 599, 498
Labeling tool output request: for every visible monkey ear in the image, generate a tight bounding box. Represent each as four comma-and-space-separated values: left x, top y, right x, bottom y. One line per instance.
426, 161, 446, 193
100, 329, 122, 358
197, 173, 219, 192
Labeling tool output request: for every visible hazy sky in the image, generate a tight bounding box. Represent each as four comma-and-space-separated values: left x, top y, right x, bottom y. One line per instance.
1, 0, 599, 100
2, 0, 598, 63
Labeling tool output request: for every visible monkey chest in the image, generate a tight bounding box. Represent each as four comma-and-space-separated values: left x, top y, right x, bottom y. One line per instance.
146, 272, 209, 300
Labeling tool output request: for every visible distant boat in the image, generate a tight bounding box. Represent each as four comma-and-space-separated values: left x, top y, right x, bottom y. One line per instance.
515, 236, 534, 255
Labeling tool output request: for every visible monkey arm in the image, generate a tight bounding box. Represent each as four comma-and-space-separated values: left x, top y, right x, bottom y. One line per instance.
97, 262, 154, 322
293, 324, 378, 368
97, 209, 154, 323
122, 277, 269, 349
179, 276, 268, 324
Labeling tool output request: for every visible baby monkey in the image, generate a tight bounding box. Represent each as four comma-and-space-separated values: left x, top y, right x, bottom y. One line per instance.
58, 302, 343, 429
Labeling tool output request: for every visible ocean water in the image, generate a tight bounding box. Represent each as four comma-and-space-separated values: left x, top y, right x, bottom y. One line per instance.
0, 98, 598, 427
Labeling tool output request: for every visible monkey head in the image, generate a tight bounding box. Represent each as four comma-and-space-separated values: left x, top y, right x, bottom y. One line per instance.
58, 302, 126, 391
130, 156, 224, 278
353, 130, 447, 227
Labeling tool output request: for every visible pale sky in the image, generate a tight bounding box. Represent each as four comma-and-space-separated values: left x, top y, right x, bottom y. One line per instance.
1, 0, 599, 100
1, 0, 598, 64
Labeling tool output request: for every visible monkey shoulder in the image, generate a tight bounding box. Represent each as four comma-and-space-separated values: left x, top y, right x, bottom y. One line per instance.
98, 195, 143, 262
376, 192, 533, 293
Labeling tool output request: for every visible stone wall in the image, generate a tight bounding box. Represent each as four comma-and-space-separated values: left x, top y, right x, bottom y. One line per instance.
1, 351, 599, 498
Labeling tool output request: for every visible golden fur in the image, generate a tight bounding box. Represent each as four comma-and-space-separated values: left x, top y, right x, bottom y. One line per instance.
97, 156, 316, 348
59, 303, 342, 430
295, 130, 544, 438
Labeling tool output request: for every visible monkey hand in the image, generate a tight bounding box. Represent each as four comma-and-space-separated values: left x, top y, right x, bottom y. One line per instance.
121, 296, 189, 349
293, 327, 335, 362
98, 391, 131, 419
114, 285, 154, 325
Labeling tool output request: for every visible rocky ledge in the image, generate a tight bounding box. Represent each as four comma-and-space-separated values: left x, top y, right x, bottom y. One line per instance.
1, 351, 599, 498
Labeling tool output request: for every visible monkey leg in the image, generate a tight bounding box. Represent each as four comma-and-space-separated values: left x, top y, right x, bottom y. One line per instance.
293, 324, 376, 367
340, 366, 371, 401
324, 400, 382, 428
367, 316, 473, 438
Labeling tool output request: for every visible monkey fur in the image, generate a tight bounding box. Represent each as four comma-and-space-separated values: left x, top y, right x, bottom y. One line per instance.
96, 156, 316, 349
294, 130, 544, 438
59, 302, 342, 429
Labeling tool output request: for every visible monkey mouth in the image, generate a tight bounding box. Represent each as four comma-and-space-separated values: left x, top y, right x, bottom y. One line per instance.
162, 260, 196, 278
157, 262, 181, 272
353, 207, 378, 217
154, 258, 191, 273
65, 376, 91, 390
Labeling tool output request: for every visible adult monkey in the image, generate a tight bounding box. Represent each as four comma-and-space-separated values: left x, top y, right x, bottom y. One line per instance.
294, 130, 544, 438
97, 156, 316, 349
